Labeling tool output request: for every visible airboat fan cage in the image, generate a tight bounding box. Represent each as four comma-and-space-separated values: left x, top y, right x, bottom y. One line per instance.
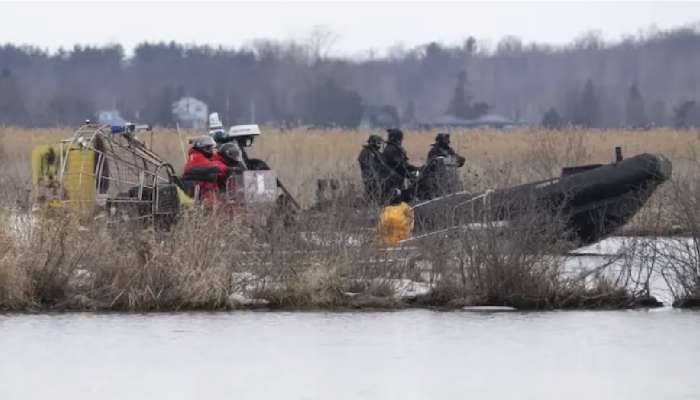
57, 124, 180, 222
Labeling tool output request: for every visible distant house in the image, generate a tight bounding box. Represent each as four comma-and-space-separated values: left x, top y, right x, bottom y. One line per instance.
421, 113, 522, 129
359, 105, 400, 129
172, 97, 208, 129
97, 110, 126, 126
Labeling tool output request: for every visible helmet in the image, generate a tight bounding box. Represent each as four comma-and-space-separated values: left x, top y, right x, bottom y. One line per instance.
191, 136, 216, 157
228, 124, 261, 148
209, 112, 224, 130
218, 142, 242, 165
228, 124, 261, 138
210, 128, 227, 145
386, 128, 403, 144
367, 134, 383, 147
211, 124, 261, 147
435, 133, 450, 146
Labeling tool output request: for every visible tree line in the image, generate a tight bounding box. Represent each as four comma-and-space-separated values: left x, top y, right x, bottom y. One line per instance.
1, 25, 700, 128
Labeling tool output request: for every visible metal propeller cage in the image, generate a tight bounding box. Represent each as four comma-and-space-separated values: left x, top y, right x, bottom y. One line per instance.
58, 123, 180, 222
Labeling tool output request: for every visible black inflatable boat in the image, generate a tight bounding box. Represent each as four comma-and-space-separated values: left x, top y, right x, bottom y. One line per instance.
411, 152, 672, 245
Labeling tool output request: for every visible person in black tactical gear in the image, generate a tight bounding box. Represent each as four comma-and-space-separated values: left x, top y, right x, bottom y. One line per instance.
212, 142, 246, 197
210, 126, 259, 169
358, 134, 390, 204
216, 142, 245, 169
419, 132, 466, 200
382, 128, 419, 203
426, 133, 464, 165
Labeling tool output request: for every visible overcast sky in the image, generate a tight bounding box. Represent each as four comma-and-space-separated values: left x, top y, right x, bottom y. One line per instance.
2, 1, 699, 56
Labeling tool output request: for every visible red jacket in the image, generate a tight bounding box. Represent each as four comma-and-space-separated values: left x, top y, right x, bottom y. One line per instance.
183, 149, 221, 202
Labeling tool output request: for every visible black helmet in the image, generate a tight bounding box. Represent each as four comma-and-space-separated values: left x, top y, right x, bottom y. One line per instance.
211, 129, 229, 145
387, 128, 403, 144
435, 132, 450, 146
218, 142, 242, 165
367, 134, 383, 147
191, 136, 216, 158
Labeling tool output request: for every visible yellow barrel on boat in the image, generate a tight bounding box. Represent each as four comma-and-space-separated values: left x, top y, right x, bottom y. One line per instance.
377, 202, 414, 246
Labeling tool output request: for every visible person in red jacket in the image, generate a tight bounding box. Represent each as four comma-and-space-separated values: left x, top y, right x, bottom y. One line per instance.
182, 136, 221, 203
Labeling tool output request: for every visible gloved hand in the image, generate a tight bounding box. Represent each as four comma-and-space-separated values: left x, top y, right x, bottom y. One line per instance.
224, 166, 244, 178
456, 155, 466, 168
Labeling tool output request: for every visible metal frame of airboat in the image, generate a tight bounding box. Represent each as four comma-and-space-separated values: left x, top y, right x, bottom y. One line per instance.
56, 123, 181, 222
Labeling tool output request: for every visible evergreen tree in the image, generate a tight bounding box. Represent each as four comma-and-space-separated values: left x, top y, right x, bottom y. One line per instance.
542, 107, 562, 129
157, 86, 176, 127
625, 84, 646, 128
0, 68, 27, 125
464, 37, 477, 55
649, 100, 667, 126
470, 102, 491, 119
673, 100, 700, 128
447, 70, 471, 119
446, 70, 490, 119
574, 79, 599, 128
301, 79, 363, 128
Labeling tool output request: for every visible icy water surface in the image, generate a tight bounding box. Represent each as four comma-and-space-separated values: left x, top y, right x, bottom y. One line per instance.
1, 309, 699, 400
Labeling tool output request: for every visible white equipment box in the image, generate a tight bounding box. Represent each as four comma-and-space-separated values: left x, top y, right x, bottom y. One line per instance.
238, 170, 277, 204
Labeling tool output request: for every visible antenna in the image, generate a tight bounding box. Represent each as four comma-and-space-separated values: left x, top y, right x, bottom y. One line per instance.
175, 122, 187, 163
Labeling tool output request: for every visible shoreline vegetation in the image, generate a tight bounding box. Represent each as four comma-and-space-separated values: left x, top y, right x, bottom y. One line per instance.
1, 127, 700, 312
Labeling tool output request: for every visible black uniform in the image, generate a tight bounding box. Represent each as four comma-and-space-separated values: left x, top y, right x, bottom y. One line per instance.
382, 140, 418, 203
420, 141, 466, 199
358, 143, 390, 203
426, 144, 465, 167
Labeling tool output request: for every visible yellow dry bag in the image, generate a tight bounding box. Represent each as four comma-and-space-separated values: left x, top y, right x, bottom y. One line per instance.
377, 202, 414, 246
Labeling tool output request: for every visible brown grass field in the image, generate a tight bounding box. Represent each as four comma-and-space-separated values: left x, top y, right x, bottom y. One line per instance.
2, 126, 700, 206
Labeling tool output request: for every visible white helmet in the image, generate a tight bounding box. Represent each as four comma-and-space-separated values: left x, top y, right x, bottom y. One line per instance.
227, 124, 261, 138
210, 124, 261, 147
209, 112, 223, 130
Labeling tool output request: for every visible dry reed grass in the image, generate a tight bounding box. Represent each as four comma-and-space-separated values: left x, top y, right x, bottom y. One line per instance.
0, 202, 402, 311
2, 126, 699, 205
1, 126, 697, 311
406, 193, 661, 310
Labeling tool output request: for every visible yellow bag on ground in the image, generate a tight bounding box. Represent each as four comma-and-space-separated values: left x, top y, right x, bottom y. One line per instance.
377, 202, 414, 246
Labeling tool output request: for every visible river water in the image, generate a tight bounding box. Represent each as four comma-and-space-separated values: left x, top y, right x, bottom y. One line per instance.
1, 309, 699, 400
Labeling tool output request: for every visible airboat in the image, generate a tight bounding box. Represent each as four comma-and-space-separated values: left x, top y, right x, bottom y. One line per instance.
31, 122, 280, 228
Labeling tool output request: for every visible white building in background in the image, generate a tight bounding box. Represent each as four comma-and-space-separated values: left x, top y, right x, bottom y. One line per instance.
172, 97, 208, 129
97, 109, 126, 126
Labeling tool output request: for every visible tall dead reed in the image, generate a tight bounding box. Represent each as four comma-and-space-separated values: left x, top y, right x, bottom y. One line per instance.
408, 188, 662, 309
0, 194, 406, 311
648, 160, 700, 306
1, 126, 695, 310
